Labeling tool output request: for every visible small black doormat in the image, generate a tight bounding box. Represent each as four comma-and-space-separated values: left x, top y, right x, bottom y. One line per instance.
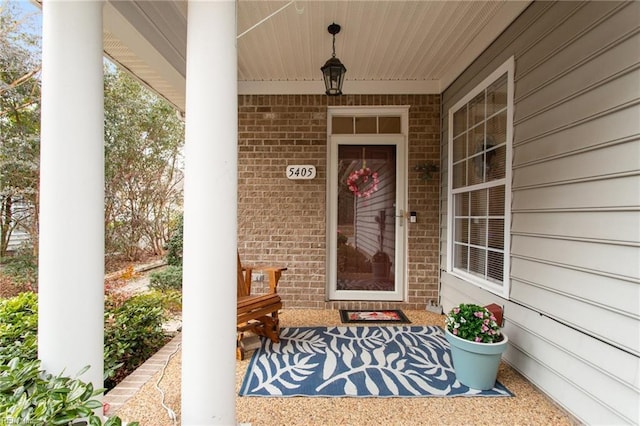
340, 309, 411, 324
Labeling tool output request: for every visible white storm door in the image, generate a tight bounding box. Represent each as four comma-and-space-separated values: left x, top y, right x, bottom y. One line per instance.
328, 134, 407, 301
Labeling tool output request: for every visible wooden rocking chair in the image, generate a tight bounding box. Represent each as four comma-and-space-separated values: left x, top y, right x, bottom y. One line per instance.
236, 252, 286, 360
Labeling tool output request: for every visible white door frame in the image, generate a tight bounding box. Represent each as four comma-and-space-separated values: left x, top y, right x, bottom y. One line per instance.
326, 106, 409, 301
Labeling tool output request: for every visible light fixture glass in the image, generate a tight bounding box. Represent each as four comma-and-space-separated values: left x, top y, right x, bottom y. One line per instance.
321, 23, 346, 96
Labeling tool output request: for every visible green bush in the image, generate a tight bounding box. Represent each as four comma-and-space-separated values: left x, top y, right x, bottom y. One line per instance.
104, 292, 168, 390
0, 251, 38, 289
0, 292, 37, 364
165, 215, 183, 267
0, 359, 135, 426
0, 293, 136, 425
0, 291, 171, 394
148, 289, 182, 316
148, 265, 183, 291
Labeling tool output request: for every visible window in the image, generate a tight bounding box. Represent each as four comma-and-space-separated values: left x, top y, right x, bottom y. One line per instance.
447, 58, 513, 297
331, 115, 402, 134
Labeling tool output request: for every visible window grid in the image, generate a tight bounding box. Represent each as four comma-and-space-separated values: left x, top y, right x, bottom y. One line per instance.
332, 116, 402, 135
448, 62, 512, 296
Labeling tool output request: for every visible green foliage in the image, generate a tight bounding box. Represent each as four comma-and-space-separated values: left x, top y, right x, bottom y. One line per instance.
104, 67, 184, 260
149, 265, 182, 291
156, 289, 182, 315
0, 292, 37, 363
0, 357, 139, 426
0, 289, 170, 400
0, 294, 137, 425
104, 292, 168, 390
165, 214, 183, 267
0, 3, 42, 258
445, 303, 502, 343
0, 358, 108, 426
0, 250, 38, 287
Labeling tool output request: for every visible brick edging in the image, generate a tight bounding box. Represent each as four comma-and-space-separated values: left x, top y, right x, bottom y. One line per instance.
104, 333, 182, 416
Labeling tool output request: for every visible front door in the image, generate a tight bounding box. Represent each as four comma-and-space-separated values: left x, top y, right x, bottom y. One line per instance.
328, 132, 407, 301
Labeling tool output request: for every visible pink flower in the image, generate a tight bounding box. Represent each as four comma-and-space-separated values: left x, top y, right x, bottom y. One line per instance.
347, 167, 380, 198
475, 337, 482, 342
474, 311, 484, 319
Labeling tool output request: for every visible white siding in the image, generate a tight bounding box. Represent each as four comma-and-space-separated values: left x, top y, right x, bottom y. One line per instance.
7, 230, 30, 253
354, 162, 396, 259
440, 1, 640, 424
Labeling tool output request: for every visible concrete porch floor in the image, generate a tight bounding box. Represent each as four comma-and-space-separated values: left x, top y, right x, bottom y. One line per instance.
106, 309, 578, 425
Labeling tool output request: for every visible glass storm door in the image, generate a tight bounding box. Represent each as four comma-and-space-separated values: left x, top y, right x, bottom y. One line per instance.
328, 135, 406, 301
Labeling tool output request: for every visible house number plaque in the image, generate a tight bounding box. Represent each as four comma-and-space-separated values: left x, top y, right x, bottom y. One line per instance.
286, 165, 316, 180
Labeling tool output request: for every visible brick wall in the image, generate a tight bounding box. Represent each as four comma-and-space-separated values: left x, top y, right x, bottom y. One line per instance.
238, 94, 440, 310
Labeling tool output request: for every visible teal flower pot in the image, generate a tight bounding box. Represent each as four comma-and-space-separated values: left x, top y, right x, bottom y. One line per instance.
445, 328, 508, 390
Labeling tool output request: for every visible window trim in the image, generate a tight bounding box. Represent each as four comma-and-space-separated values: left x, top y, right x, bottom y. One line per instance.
446, 57, 514, 298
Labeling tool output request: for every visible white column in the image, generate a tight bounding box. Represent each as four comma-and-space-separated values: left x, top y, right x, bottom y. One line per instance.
38, 0, 104, 392
181, 1, 237, 424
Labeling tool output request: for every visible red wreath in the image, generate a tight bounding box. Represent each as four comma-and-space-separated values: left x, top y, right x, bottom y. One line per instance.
346, 167, 379, 198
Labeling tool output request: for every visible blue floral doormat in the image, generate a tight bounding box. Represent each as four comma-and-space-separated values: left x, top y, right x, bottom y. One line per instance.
239, 326, 513, 398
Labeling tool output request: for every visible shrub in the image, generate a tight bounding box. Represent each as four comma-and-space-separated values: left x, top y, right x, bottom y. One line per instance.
148, 265, 183, 291
152, 289, 182, 316
0, 251, 38, 290
104, 292, 169, 390
0, 292, 37, 363
165, 215, 183, 267
0, 293, 136, 425
0, 292, 171, 392
0, 359, 136, 426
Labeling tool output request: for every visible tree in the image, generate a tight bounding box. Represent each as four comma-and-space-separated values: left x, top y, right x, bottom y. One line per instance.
1, 2, 184, 263
0, 2, 41, 258
103, 66, 184, 260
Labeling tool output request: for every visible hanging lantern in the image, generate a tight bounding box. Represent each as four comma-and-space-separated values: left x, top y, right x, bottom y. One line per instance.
321, 23, 347, 96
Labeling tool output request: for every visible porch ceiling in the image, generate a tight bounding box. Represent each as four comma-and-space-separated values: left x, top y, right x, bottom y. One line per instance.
96, 1, 531, 111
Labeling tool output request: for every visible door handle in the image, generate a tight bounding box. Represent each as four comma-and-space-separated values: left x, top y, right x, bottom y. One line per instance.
396, 209, 407, 227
